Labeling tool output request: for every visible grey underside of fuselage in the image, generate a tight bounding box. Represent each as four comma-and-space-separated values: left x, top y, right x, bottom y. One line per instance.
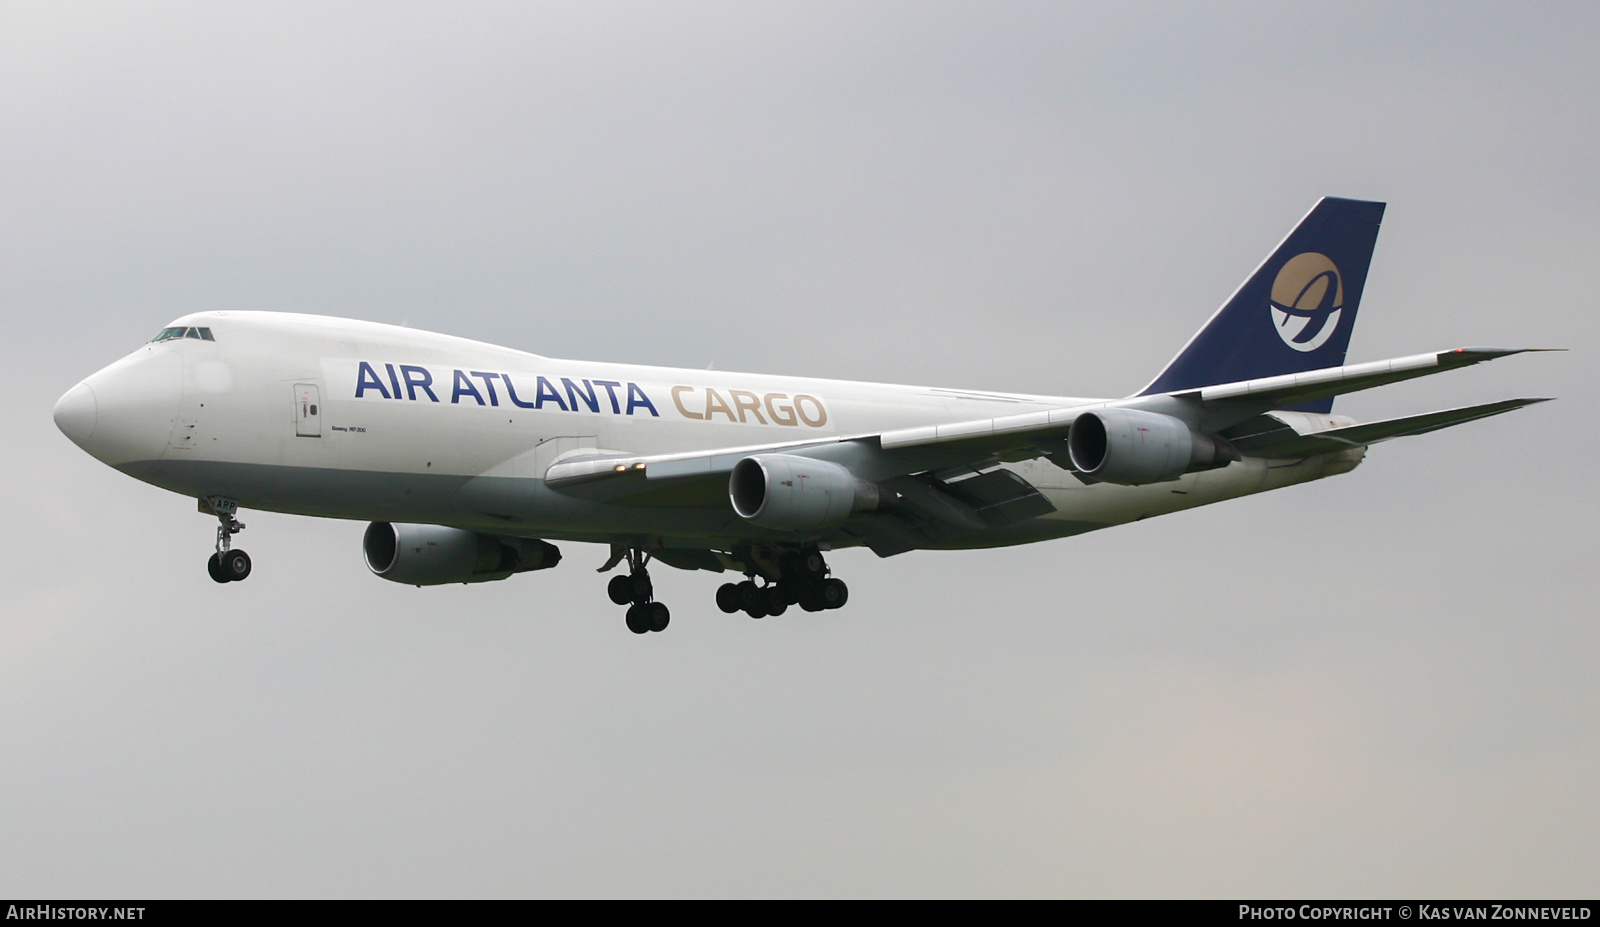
117, 458, 1109, 554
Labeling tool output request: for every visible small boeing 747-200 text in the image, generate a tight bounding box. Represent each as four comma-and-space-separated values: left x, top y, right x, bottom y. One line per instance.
54, 198, 1553, 633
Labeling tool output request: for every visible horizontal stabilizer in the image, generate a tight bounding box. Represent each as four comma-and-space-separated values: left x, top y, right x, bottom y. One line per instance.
1229, 398, 1551, 458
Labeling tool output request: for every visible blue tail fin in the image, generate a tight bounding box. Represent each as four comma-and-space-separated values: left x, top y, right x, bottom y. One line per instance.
1138, 197, 1385, 413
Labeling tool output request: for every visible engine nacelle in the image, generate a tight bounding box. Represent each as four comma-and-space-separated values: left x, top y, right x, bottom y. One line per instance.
729, 454, 879, 530
1067, 409, 1236, 486
363, 522, 561, 586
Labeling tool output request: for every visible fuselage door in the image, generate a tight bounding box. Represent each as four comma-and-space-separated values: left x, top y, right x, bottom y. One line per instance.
294, 383, 322, 437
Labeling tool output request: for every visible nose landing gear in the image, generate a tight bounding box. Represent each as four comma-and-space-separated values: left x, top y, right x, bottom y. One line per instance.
204, 497, 251, 583
604, 547, 669, 634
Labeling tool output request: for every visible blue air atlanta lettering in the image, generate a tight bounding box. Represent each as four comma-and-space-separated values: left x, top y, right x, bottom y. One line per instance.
353, 362, 659, 416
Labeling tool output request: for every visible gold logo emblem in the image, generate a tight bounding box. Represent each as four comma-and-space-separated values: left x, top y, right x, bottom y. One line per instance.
1269, 252, 1343, 353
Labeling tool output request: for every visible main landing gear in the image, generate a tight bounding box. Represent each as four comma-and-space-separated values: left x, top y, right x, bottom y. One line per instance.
605, 548, 669, 635
601, 544, 848, 633
716, 548, 848, 620
204, 497, 252, 584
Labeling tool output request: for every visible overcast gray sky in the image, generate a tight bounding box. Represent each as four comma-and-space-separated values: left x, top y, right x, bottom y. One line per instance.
1, 1, 1595, 898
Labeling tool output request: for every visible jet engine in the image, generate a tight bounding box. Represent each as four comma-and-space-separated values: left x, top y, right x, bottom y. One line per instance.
363, 522, 561, 586
1067, 409, 1236, 486
729, 454, 879, 530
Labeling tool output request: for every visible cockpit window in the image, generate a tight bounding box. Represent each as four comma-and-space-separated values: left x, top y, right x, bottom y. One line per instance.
151, 326, 216, 342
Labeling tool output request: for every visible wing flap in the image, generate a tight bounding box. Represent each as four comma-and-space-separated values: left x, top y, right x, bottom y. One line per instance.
941, 468, 1058, 526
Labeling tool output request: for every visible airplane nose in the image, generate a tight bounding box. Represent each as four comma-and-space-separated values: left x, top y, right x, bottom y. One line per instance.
61, 348, 184, 466
53, 381, 98, 448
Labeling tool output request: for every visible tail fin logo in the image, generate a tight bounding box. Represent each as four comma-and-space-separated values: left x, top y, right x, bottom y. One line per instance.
1269, 252, 1344, 352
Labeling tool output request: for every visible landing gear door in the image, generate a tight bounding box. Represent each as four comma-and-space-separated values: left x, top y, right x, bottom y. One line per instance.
294, 383, 322, 437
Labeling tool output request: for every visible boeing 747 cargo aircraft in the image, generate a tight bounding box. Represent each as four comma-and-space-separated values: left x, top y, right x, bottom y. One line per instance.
53, 198, 1551, 633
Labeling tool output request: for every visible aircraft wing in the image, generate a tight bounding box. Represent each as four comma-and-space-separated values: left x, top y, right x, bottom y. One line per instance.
1167, 348, 1546, 408
545, 347, 1546, 510
873, 347, 1547, 453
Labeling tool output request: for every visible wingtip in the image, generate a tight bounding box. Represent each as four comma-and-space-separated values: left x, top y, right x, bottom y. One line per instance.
1496, 397, 1557, 410
1442, 347, 1566, 362
1452, 347, 1521, 357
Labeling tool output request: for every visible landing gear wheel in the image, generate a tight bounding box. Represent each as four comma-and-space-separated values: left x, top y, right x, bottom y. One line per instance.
820, 578, 848, 610
799, 587, 827, 612
207, 552, 227, 584
762, 585, 787, 617
716, 583, 742, 614
736, 580, 762, 612
744, 601, 768, 620
630, 571, 654, 604
612, 548, 667, 633
219, 549, 252, 582
776, 577, 802, 605
799, 550, 827, 579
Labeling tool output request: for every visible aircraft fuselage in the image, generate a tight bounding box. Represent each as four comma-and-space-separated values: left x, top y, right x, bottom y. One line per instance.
57, 310, 1359, 554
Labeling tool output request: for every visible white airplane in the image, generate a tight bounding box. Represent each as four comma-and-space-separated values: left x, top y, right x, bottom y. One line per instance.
53, 198, 1551, 633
